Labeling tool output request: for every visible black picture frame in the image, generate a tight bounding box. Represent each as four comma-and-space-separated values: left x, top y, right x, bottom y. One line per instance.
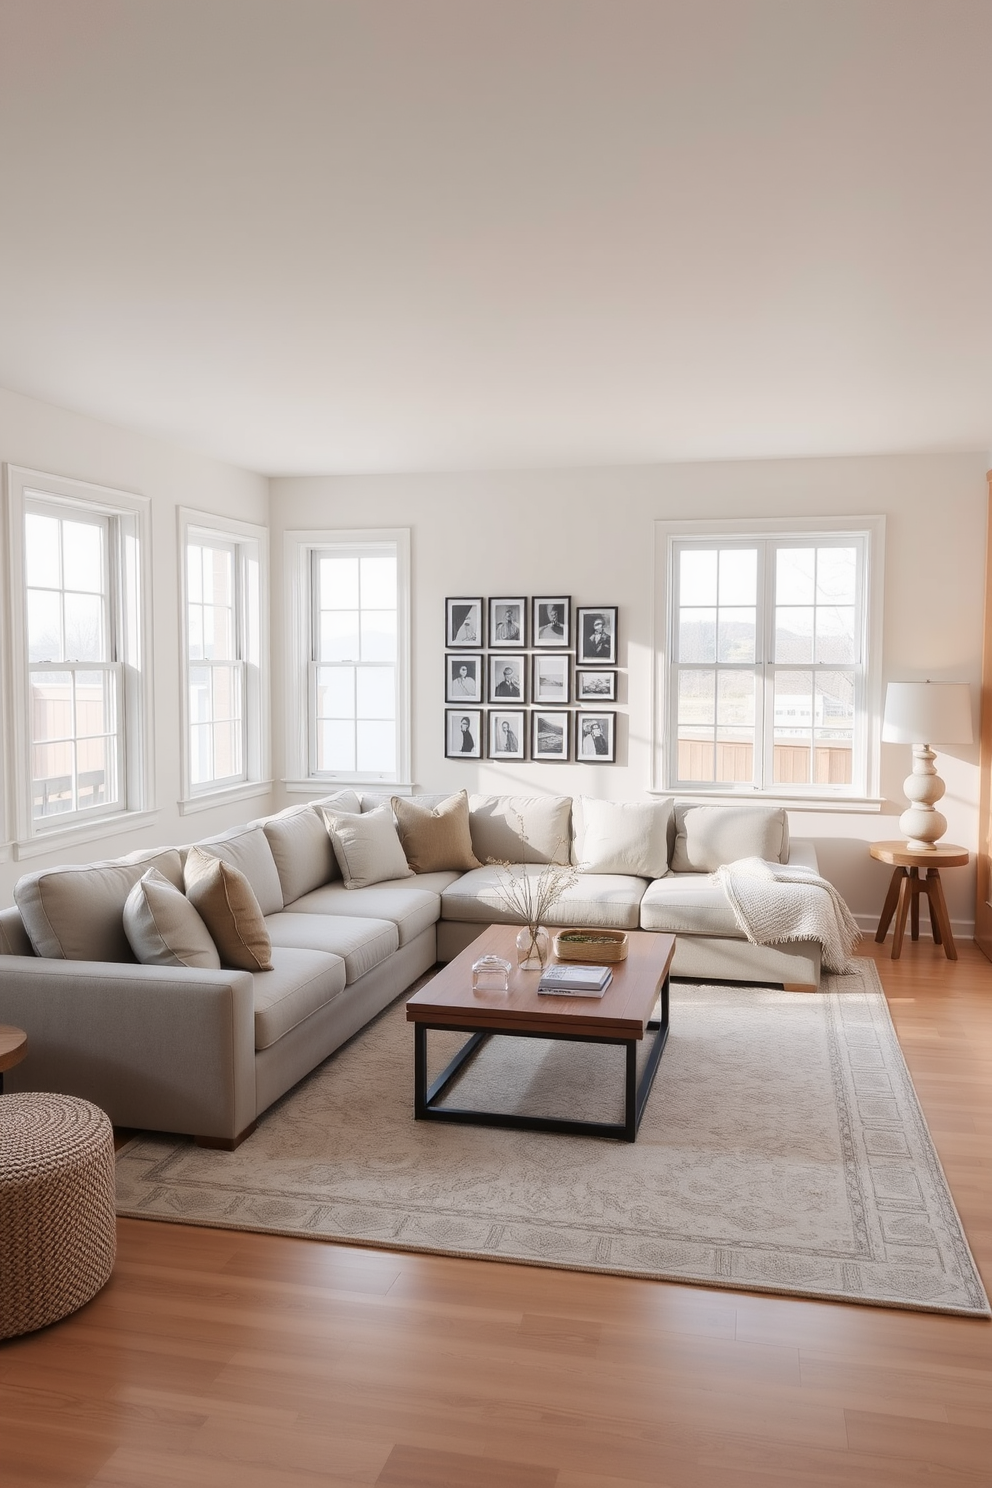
531, 710, 570, 761
575, 668, 616, 702
576, 606, 617, 665
532, 651, 570, 705
576, 710, 616, 762
446, 597, 484, 648
489, 709, 526, 760
445, 652, 483, 704
488, 596, 526, 648
488, 653, 526, 703
532, 595, 571, 648
445, 708, 483, 759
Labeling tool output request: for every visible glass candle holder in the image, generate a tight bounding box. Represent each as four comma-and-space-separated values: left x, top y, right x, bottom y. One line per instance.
471, 954, 511, 994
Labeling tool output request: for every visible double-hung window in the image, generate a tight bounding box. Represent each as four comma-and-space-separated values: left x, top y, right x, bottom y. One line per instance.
179, 510, 267, 809
657, 519, 883, 800
5, 466, 151, 848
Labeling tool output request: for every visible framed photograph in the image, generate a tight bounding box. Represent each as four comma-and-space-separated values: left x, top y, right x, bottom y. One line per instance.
532, 596, 570, 647
489, 653, 525, 703
446, 597, 483, 648
445, 709, 483, 758
532, 652, 570, 704
576, 668, 616, 702
488, 596, 526, 648
445, 653, 482, 704
531, 710, 570, 762
489, 709, 526, 760
577, 606, 617, 665
577, 711, 616, 762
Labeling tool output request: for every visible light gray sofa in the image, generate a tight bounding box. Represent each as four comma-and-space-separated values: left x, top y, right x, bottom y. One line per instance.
0, 790, 821, 1147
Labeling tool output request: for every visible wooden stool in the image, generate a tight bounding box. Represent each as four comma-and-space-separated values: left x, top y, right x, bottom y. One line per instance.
869, 841, 968, 961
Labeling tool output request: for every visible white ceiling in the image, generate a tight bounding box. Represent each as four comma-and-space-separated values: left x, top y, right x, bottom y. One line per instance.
2, 0, 992, 476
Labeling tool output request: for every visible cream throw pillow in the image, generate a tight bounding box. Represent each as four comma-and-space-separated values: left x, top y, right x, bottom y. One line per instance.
123, 868, 221, 969
670, 803, 790, 873
576, 797, 672, 879
183, 845, 274, 971
391, 790, 481, 874
317, 804, 413, 889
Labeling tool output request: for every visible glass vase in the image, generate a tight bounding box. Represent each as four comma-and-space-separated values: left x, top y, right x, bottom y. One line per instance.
516, 924, 551, 971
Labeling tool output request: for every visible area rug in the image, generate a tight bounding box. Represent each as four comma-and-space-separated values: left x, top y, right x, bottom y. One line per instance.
115, 959, 989, 1316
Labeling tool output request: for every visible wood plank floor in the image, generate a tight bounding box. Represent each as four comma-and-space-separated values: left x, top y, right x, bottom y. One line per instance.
1, 941, 990, 1487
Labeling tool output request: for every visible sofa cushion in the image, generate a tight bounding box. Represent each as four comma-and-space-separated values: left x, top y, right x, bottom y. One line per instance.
13, 847, 185, 962
576, 796, 672, 879
392, 790, 481, 874
265, 912, 398, 984
189, 824, 284, 915
184, 846, 274, 972
252, 946, 347, 1050
468, 794, 572, 864
123, 868, 222, 969
260, 806, 338, 903
318, 804, 413, 889
670, 803, 790, 873
441, 866, 646, 931
639, 873, 744, 937
285, 875, 455, 946
313, 788, 363, 815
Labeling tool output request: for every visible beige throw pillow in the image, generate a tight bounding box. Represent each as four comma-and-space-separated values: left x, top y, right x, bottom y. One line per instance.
670, 803, 790, 873
183, 845, 274, 971
317, 804, 413, 889
391, 790, 481, 874
576, 797, 672, 879
123, 868, 221, 969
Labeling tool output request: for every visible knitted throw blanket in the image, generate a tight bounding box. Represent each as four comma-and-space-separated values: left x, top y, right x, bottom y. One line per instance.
712, 857, 862, 974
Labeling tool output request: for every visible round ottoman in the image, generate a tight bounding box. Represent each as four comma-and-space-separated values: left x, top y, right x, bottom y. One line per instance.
0, 1094, 116, 1340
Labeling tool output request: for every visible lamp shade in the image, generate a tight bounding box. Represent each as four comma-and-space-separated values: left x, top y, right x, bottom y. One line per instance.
881, 682, 973, 745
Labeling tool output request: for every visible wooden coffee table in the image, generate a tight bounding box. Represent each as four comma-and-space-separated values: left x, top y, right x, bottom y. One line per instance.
0, 1025, 28, 1095
406, 925, 675, 1142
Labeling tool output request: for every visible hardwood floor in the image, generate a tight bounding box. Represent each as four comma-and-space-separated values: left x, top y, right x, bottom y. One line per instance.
1, 941, 990, 1487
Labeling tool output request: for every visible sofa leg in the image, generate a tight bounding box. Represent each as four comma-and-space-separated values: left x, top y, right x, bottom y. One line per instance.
782, 982, 818, 993
193, 1121, 257, 1151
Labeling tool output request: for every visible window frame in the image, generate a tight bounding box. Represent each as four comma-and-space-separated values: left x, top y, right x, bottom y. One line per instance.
178, 508, 269, 815
284, 527, 411, 793
653, 515, 885, 807
4, 464, 154, 857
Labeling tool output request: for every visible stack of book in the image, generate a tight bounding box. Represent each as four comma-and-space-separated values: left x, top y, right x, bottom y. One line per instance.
537, 963, 613, 997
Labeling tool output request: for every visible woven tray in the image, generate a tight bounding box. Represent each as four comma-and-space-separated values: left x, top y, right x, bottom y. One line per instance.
553, 928, 629, 964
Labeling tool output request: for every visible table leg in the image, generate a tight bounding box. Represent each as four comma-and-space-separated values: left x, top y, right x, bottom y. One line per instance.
926, 868, 958, 960
875, 866, 905, 943
891, 872, 913, 959
910, 867, 921, 941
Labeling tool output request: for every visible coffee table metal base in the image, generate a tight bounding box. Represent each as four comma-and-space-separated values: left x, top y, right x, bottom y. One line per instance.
414, 976, 669, 1142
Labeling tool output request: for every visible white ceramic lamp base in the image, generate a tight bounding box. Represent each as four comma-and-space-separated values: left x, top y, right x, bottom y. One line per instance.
899, 744, 947, 850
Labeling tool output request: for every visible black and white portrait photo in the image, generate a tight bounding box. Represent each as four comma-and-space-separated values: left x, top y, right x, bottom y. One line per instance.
489, 597, 525, 647
532, 710, 570, 761
532, 652, 569, 704
533, 596, 570, 647
489, 709, 526, 760
445, 597, 483, 648
576, 669, 616, 701
444, 709, 482, 759
489, 655, 524, 702
577, 607, 617, 665
578, 711, 616, 761
445, 653, 482, 703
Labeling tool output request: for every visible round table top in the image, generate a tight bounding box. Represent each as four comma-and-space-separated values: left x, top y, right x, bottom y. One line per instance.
869, 841, 969, 869
0, 1025, 28, 1074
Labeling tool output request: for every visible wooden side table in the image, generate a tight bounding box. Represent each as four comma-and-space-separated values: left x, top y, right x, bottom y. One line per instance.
870, 842, 969, 961
0, 1025, 28, 1094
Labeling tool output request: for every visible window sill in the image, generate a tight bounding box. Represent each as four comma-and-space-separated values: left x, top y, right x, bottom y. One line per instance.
178, 782, 273, 816
284, 778, 416, 798
651, 789, 885, 814
13, 808, 163, 861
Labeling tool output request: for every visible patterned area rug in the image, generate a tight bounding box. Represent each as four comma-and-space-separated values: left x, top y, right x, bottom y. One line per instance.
116, 959, 989, 1315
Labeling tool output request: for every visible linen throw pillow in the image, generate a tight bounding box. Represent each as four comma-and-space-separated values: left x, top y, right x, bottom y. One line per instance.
576, 797, 672, 879
670, 803, 790, 873
183, 845, 274, 971
391, 790, 481, 874
317, 804, 413, 889
123, 867, 221, 969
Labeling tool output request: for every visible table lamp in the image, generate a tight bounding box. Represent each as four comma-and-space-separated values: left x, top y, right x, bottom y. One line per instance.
881, 681, 973, 849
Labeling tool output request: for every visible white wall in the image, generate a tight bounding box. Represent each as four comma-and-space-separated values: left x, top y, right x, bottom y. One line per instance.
0, 385, 272, 904
270, 451, 988, 933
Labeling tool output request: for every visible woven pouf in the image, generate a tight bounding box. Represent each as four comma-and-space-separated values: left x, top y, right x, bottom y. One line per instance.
0, 1093, 116, 1340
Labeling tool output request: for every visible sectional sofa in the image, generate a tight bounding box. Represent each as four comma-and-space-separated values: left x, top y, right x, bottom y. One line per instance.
0, 791, 821, 1147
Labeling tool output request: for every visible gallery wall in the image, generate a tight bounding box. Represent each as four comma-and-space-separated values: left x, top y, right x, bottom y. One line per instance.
0, 385, 271, 904
270, 451, 988, 933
